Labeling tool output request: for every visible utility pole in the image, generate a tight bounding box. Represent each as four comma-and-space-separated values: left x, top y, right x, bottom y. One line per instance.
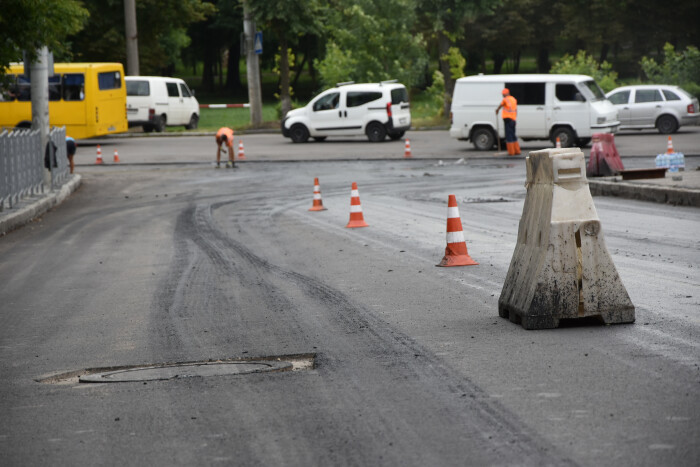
243, 1, 262, 127
124, 0, 140, 75
30, 47, 51, 187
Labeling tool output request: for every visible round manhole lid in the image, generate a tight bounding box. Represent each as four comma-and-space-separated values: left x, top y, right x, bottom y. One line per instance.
79, 361, 292, 383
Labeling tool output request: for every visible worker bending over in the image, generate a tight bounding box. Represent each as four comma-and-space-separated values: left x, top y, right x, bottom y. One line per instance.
215, 127, 235, 168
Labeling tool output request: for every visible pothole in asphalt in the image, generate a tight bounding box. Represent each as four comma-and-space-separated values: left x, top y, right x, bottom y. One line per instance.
38, 353, 315, 385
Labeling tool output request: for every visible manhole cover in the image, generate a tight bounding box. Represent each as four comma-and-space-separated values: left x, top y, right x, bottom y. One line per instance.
79, 361, 292, 383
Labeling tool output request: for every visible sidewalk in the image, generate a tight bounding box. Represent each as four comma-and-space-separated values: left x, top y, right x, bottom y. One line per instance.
0, 175, 81, 236
588, 168, 700, 207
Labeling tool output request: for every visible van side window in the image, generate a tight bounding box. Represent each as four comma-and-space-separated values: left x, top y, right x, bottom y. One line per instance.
0, 75, 17, 101
391, 87, 408, 104
98, 71, 122, 90
166, 82, 180, 97
347, 91, 382, 107
608, 91, 630, 105
179, 83, 192, 98
127, 80, 150, 96
505, 82, 545, 105
635, 89, 662, 103
63, 74, 85, 101
49, 75, 61, 101
556, 84, 585, 102
662, 90, 680, 101
313, 92, 340, 111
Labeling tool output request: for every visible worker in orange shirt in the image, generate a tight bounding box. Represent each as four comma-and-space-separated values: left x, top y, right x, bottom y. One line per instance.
215, 127, 235, 168
495, 88, 521, 156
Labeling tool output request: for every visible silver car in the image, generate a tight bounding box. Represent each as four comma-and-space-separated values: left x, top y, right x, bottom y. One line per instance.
606, 85, 699, 134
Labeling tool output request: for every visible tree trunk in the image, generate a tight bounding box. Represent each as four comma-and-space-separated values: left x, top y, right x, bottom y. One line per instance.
279, 37, 292, 117
202, 48, 215, 92
292, 53, 307, 90
437, 31, 454, 119
537, 46, 550, 73
493, 53, 505, 74
226, 43, 242, 95
513, 50, 521, 74
599, 43, 610, 63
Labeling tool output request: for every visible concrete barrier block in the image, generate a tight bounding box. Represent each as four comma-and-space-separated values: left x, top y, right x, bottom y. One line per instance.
499, 148, 635, 329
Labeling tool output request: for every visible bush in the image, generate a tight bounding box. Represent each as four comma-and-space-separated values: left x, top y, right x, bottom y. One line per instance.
425, 70, 445, 116
641, 43, 700, 98
550, 50, 618, 92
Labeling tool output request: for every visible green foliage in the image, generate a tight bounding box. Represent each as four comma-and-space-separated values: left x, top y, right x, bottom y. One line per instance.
0, 0, 89, 75
442, 47, 466, 80
315, 0, 429, 88
640, 43, 700, 92
425, 70, 445, 115
550, 50, 618, 92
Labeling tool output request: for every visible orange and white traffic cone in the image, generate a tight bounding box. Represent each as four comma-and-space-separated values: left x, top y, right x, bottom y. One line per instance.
346, 182, 369, 228
309, 177, 327, 211
436, 195, 478, 267
555, 137, 561, 148
95, 145, 103, 164
404, 139, 412, 158
113, 149, 120, 163
238, 140, 246, 160
666, 135, 675, 154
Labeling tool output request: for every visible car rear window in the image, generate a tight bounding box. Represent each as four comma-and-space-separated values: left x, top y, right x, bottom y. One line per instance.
635, 89, 662, 103
391, 87, 408, 104
127, 80, 150, 96
662, 90, 680, 101
347, 91, 382, 107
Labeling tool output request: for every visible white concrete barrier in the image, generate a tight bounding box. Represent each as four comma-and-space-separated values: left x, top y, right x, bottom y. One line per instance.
498, 148, 635, 330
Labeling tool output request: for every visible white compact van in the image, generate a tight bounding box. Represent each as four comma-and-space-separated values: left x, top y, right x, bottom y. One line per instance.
126, 76, 199, 132
449, 74, 619, 149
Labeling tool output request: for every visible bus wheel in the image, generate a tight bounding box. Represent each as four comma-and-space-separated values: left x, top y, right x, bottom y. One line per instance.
153, 115, 166, 133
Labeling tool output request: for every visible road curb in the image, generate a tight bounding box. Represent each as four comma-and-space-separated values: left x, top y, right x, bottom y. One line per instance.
0, 175, 82, 236
588, 178, 700, 207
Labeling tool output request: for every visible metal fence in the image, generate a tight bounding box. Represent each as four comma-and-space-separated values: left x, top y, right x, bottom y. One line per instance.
0, 127, 71, 211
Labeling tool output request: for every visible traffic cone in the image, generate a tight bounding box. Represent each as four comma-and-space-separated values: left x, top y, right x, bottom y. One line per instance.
95, 145, 103, 164
556, 137, 561, 148
436, 195, 478, 267
346, 182, 368, 228
309, 177, 327, 211
113, 149, 120, 163
238, 140, 246, 160
404, 139, 412, 158
666, 136, 674, 154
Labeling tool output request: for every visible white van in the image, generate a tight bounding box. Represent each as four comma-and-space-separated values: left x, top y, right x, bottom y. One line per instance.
125, 76, 200, 132
449, 74, 619, 149
282, 81, 411, 142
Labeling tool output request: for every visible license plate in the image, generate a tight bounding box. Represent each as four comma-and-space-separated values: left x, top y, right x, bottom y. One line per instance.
399, 118, 407, 124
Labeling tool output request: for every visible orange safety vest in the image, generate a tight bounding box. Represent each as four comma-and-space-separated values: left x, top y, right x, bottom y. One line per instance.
500, 96, 517, 120
216, 127, 234, 147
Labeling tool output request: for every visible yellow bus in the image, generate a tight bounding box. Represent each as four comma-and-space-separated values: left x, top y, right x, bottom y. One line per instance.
0, 63, 127, 139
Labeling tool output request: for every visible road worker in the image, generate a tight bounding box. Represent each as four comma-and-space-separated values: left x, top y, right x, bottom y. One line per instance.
215, 127, 235, 168
495, 88, 521, 156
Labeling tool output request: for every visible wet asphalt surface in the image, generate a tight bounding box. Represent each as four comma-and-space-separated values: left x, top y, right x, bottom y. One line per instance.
1, 132, 699, 466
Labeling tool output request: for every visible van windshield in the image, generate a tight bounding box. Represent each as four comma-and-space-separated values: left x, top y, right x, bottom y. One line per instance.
580, 80, 605, 101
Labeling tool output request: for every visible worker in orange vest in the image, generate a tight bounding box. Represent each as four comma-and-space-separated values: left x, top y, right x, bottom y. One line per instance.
495, 88, 521, 156
215, 127, 235, 168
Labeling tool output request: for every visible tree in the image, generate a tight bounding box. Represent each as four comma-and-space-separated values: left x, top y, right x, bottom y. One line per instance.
550, 50, 618, 92
0, 0, 89, 76
248, 0, 324, 115
315, 0, 428, 90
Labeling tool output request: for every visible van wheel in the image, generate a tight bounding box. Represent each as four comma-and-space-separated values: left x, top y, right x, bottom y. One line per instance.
472, 128, 495, 150
290, 124, 309, 143
153, 115, 166, 133
551, 127, 576, 147
366, 122, 387, 142
656, 115, 678, 134
185, 114, 199, 130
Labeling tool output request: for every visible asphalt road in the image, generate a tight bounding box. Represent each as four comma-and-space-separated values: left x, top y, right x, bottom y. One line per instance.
1, 134, 699, 466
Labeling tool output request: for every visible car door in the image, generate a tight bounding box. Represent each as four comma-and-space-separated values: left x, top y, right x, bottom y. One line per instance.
551, 83, 589, 133
630, 89, 663, 127
505, 82, 547, 137
607, 90, 631, 125
308, 90, 344, 135
165, 81, 184, 125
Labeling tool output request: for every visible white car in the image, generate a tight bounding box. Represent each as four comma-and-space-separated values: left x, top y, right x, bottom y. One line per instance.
126, 76, 200, 132
606, 85, 699, 134
281, 81, 411, 142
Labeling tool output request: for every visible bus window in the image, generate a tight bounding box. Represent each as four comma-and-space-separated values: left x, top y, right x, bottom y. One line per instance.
63, 73, 84, 101
49, 75, 61, 101
98, 71, 122, 90
0, 75, 17, 101
17, 75, 31, 101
